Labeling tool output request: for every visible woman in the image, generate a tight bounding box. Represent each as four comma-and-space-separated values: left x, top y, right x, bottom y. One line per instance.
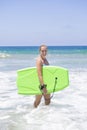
34, 45, 50, 108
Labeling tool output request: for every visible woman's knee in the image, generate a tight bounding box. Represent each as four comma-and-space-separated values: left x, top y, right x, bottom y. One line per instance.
44, 94, 50, 105
34, 95, 42, 108
45, 99, 50, 105
34, 99, 41, 108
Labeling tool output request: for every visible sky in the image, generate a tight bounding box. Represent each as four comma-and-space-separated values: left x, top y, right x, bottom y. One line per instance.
0, 0, 87, 46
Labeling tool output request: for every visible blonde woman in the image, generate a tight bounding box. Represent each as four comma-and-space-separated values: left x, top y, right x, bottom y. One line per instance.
34, 45, 50, 108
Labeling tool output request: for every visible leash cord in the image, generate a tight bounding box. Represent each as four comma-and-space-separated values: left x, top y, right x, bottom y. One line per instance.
40, 77, 58, 100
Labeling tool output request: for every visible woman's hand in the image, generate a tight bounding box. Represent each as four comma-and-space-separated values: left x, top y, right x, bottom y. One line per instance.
40, 84, 47, 94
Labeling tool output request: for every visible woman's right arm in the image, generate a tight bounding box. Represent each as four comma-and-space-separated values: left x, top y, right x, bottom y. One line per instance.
36, 58, 47, 94
36, 58, 44, 85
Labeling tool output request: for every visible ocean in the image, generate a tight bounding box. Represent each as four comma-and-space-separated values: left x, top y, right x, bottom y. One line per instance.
0, 46, 87, 130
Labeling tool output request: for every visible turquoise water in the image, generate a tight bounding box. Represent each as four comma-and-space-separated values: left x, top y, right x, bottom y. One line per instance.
0, 46, 87, 71
0, 46, 87, 54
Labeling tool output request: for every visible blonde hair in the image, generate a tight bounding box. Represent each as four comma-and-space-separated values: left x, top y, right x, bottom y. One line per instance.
39, 44, 47, 51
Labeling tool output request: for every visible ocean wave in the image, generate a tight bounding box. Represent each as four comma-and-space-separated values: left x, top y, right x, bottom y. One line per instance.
0, 53, 10, 58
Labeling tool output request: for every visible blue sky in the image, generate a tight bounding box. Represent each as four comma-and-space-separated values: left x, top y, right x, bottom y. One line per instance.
0, 0, 87, 46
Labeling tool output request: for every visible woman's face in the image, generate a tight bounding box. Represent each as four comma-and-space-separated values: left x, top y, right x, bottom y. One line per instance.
40, 46, 47, 58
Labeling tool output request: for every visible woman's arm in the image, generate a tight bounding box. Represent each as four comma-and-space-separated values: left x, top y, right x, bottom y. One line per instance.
36, 58, 44, 85
36, 58, 47, 94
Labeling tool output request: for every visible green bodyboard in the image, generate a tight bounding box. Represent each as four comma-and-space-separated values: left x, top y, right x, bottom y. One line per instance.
16, 66, 69, 95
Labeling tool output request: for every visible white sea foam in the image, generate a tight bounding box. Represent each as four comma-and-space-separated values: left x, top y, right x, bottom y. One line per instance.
0, 53, 10, 58
0, 69, 87, 130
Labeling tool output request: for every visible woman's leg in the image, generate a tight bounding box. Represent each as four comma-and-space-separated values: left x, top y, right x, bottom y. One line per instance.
34, 95, 42, 108
44, 94, 50, 105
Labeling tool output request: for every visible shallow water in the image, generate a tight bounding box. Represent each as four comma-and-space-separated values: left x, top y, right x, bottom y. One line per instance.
0, 46, 87, 130
0, 70, 87, 130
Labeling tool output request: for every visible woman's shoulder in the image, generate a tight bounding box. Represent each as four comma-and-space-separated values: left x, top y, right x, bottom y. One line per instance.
36, 56, 42, 64
36, 56, 41, 61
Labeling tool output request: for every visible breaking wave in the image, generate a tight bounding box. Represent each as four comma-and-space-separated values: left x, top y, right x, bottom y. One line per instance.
0, 53, 10, 58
